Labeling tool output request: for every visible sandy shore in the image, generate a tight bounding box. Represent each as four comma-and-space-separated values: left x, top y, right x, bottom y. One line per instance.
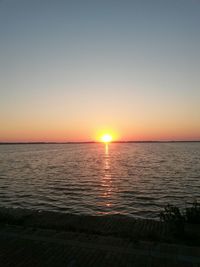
0, 207, 168, 240
0, 207, 199, 266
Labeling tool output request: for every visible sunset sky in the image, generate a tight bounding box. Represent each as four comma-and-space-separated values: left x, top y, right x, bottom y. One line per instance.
0, 0, 200, 142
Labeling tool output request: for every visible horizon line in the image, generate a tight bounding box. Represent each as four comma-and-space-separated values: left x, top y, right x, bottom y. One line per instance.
0, 140, 200, 145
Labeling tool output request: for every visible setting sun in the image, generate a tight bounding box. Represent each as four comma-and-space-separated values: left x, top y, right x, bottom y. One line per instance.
101, 134, 113, 143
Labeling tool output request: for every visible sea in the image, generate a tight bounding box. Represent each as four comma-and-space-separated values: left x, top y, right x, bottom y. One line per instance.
0, 142, 199, 219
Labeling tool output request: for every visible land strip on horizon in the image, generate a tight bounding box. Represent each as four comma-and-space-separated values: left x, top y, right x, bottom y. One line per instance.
0, 140, 200, 145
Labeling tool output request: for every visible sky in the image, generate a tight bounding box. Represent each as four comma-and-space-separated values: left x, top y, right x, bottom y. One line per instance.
0, 0, 200, 142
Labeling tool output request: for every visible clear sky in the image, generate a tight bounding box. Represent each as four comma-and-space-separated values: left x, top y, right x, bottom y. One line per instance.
0, 0, 200, 142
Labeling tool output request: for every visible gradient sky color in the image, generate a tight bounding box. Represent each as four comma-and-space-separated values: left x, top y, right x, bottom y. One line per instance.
0, 0, 200, 142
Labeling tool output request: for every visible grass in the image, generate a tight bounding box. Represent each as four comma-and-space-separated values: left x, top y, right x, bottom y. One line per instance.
159, 201, 200, 244
160, 201, 200, 224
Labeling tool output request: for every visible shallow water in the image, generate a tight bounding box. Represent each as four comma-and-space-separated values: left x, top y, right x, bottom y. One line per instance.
0, 143, 199, 218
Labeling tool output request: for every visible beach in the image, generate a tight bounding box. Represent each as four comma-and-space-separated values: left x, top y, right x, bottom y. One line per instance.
0, 207, 199, 266
1, 0, 200, 265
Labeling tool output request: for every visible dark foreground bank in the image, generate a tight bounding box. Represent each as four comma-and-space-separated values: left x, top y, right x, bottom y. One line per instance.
0, 207, 200, 267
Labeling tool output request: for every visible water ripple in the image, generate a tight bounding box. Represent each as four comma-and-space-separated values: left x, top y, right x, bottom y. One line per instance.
0, 143, 200, 218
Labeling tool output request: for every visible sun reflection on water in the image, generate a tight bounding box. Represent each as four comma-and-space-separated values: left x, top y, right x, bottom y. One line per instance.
101, 143, 113, 211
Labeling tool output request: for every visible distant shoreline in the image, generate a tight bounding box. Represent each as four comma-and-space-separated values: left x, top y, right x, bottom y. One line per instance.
0, 140, 200, 145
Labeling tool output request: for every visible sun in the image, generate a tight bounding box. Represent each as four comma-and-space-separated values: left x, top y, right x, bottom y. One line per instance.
101, 134, 113, 143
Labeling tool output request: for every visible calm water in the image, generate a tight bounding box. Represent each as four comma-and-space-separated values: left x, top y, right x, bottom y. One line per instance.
0, 143, 199, 219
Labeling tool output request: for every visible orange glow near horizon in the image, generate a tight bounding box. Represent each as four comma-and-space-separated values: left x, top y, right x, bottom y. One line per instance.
0, 123, 199, 143
1, 125, 200, 143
